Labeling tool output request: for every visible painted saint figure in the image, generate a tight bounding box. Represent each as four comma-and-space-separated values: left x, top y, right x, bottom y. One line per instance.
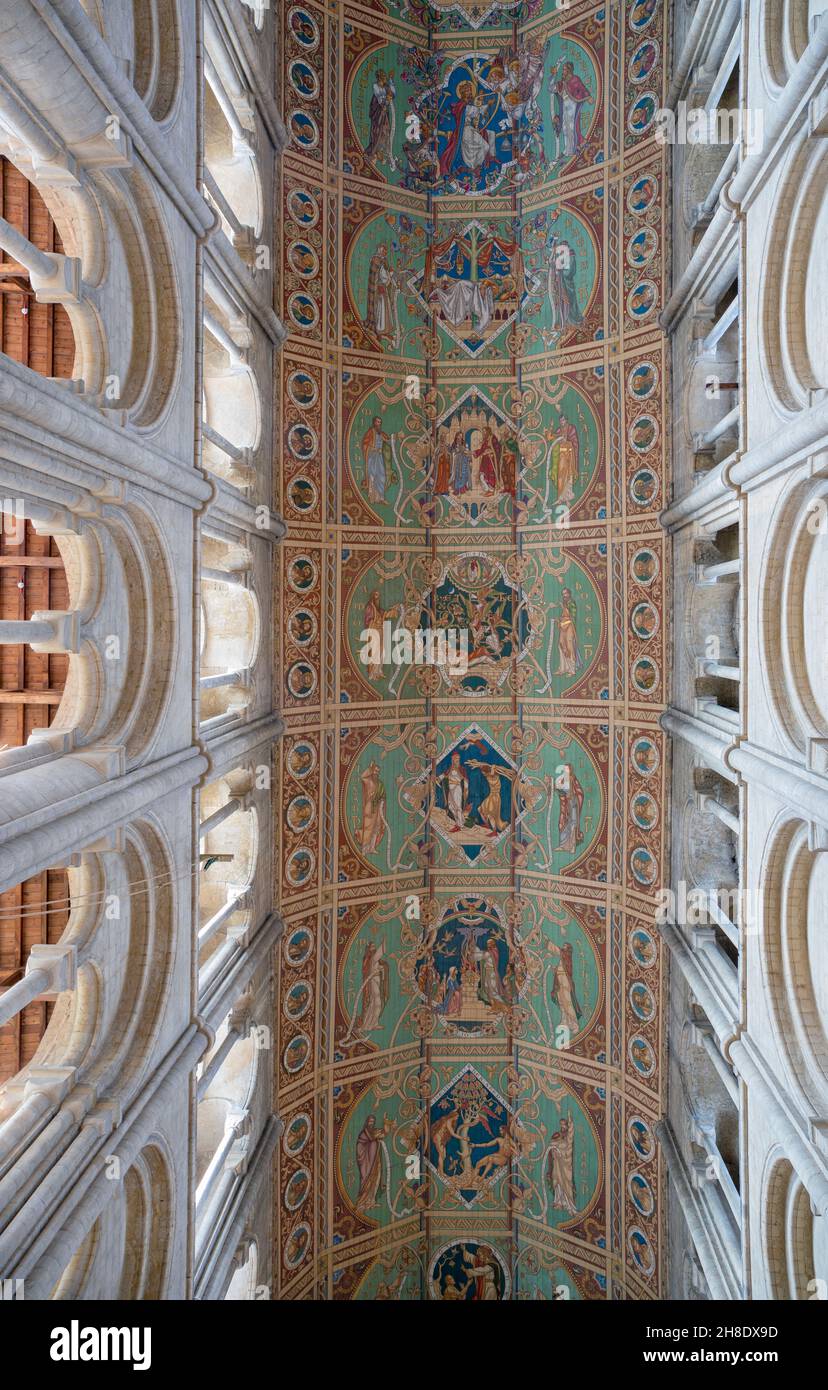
501, 433, 519, 495
443, 751, 469, 831
365, 244, 400, 347
548, 1113, 577, 1215
557, 764, 584, 854
355, 1113, 390, 1212
551, 60, 591, 158
547, 235, 583, 332
356, 760, 387, 854
474, 424, 500, 493
362, 589, 386, 680
468, 759, 517, 834
474, 939, 507, 1009
436, 964, 462, 1017
365, 69, 397, 169
450, 431, 472, 494
548, 412, 580, 505
462, 1245, 501, 1301
353, 940, 389, 1034
550, 941, 584, 1037
554, 587, 583, 676
361, 416, 394, 503
434, 438, 452, 494
439, 83, 498, 180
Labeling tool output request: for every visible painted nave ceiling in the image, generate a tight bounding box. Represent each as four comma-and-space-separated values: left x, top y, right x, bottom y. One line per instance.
276, 0, 667, 1299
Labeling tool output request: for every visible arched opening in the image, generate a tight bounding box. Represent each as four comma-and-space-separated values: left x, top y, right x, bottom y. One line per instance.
0, 156, 76, 380
200, 542, 259, 727
0, 514, 70, 751
198, 774, 257, 983
0, 865, 70, 1085
765, 1158, 820, 1300
131, 0, 182, 124
203, 74, 262, 241
202, 291, 261, 490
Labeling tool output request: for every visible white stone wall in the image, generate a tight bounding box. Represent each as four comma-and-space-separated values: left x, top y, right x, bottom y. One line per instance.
662, 0, 828, 1301
0, 0, 284, 1300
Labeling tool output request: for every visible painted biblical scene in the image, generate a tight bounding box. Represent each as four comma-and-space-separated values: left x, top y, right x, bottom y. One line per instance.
349, 42, 550, 195
344, 206, 430, 357
340, 720, 605, 878
406, 894, 602, 1043
520, 200, 602, 354
350, 1240, 589, 1301
342, 375, 605, 530
424, 386, 532, 524
335, 1063, 600, 1234
344, 551, 537, 701
429, 1241, 510, 1300
341, 727, 429, 878
399, 0, 543, 31
341, 546, 605, 703
521, 375, 605, 525
414, 720, 604, 872
542, 31, 602, 177
412, 219, 542, 360
335, 892, 603, 1051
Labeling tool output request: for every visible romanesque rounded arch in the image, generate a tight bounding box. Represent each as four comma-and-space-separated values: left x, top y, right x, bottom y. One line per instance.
762, 1151, 817, 1300
22, 499, 178, 766
760, 0, 811, 93
105, 168, 183, 426
760, 133, 828, 414
760, 813, 828, 1116
203, 75, 262, 238
131, 0, 183, 126
118, 1140, 174, 1299
758, 473, 828, 758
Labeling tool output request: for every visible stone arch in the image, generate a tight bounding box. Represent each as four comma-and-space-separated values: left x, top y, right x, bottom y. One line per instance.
759, 473, 828, 759
2, 498, 178, 768
46, 1139, 173, 1299
200, 553, 260, 724
760, 813, 828, 1115
763, 1152, 818, 1299
0, 819, 178, 1121
761, 0, 811, 93
760, 133, 828, 415
49, 1220, 101, 1299
0, 155, 91, 385
0, 853, 102, 1117
198, 773, 258, 977
131, 0, 183, 125
118, 1141, 174, 1298
101, 167, 183, 426
203, 73, 262, 237
202, 289, 261, 488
